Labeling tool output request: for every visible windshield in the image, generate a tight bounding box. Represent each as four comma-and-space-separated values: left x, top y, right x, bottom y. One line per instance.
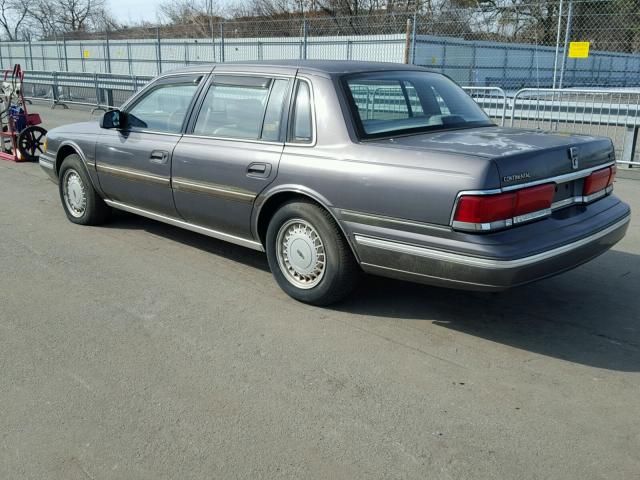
343, 71, 492, 138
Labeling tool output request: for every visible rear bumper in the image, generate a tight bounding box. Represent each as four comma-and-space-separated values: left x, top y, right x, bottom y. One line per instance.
353, 209, 630, 292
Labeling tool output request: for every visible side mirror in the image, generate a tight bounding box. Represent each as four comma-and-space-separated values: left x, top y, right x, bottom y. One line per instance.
100, 109, 125, 129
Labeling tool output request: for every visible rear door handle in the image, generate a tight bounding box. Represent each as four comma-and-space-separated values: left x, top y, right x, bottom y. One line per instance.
247, 162, 271, 178
150, 150, 169, 164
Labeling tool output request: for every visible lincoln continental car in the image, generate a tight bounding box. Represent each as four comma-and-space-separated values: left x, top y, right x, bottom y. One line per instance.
39, 61, 631, 305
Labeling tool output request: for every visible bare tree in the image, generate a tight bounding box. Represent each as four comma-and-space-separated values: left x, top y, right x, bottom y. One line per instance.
158, 0, 224, 36
0, 0, 28, 40
25, 0, 118, 38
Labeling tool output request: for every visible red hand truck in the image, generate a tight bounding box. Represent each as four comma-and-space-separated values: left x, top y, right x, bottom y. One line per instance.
0, 64, 48, 162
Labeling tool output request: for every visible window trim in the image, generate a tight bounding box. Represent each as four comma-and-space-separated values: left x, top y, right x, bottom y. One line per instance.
185, 72, 294, 145
121, 73, 207, 136
285, 77, 316, 147
340, 71, 493, 141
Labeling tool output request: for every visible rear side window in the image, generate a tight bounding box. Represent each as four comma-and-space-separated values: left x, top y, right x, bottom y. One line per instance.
261, 79, 290, 141
289, 81, 313, 143
193, 75, 288, 141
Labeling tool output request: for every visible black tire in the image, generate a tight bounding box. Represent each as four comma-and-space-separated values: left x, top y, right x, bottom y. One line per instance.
58, 154, 111, 225
266, 200, 361, 305
17, 125, 47, 161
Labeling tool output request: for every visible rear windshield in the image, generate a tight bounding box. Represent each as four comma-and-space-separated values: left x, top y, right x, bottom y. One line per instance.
343, 71, 492, 138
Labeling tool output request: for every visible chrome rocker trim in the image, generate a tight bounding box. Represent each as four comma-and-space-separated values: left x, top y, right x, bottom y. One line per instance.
104, 200, 264, 251
354, 214, 630, 270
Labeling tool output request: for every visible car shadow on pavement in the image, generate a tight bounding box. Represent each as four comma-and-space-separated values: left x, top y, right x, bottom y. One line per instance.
105, 211, 638, 372
335, 249, 640, 372
104, 210, 271, 272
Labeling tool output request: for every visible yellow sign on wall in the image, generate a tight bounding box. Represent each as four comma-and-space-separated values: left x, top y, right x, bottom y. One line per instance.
568, 41, 590, 58
83, 50, 90, 58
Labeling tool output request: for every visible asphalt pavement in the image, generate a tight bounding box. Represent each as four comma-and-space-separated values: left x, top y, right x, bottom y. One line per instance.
1, 104, 639, 479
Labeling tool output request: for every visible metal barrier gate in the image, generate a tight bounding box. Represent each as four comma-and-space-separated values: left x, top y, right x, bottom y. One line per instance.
511, 88, 640, 166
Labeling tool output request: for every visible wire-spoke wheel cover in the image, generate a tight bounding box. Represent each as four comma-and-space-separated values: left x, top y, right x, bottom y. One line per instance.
276, 218, 326, 289
62, 169, 87, 218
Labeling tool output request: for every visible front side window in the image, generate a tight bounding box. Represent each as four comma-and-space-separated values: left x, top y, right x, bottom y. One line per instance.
126, 79, 200, 133
193, 75, 288, 141
344, 71, 491, 138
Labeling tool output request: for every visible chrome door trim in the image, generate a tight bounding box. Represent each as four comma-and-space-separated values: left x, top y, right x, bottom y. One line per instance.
181, 133, 284, 146
172, 177, 256, 203
354, 214, 630, 270
104, 199, 265, 251
96, 163, 170, 186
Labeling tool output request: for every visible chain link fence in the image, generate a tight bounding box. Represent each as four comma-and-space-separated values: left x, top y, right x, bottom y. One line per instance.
2, 0, 639, 89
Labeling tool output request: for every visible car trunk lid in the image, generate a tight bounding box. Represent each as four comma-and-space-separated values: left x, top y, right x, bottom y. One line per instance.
373, 126, 615, 189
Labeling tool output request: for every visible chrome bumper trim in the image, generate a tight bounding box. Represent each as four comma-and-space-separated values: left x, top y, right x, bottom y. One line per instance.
39, 156, 55, 170
104, 200, 264, 251
354, 214, 630, 270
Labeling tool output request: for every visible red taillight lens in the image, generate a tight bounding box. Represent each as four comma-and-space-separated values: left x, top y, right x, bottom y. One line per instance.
454, 183, 554, 226
583, 166, 616, 196
454, 192, 516, 224
514, 183, 556, 216
608, 165, 617, 187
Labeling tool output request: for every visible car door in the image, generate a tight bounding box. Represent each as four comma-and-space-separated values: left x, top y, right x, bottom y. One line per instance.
171, 73, 292, 239
95, 74, 205, 217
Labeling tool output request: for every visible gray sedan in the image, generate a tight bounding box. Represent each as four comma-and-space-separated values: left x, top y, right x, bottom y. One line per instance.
39, 60, 631, 305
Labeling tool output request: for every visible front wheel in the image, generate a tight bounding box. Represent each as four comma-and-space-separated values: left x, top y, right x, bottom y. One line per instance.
58, 154, 111, 225
266, 200, 360, 306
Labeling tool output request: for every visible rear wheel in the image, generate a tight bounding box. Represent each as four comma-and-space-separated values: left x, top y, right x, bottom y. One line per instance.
266, 200, 360, 305
58, 154, 111, 225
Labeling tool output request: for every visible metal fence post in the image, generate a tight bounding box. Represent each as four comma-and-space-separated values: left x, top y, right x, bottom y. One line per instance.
552, 0, 564, 89
127, 42, 133, 76
403, 18, 411, 64
105, 29, 112, 73
0, 41, 4, 69
210, 16, 216, 62
28, 37, 34, 70
622, 126, 639, 167
410, 11, 417, 65
156, 27, 162, 74
558, 0, 574, 89
7, 42, 12, 67
52, 71, 59, 106
302, 19, 308, 60
63, 34, 69, 72
80, 41, 86, 72
220, 22, 225, 63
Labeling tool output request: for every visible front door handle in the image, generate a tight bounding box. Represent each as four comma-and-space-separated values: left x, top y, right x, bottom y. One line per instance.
247, 162, 271, 178
150, 150, 169, 164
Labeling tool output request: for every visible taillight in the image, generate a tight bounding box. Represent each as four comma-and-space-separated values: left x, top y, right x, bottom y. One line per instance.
583, 165, 616, 198
453, 183, 555, 231
454, 192, 515, 224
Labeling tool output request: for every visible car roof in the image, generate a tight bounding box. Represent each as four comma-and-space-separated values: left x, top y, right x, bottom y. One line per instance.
166, 60, 431, 78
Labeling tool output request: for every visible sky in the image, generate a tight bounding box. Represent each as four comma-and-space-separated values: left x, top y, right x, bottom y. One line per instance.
108, 0, 164, 24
